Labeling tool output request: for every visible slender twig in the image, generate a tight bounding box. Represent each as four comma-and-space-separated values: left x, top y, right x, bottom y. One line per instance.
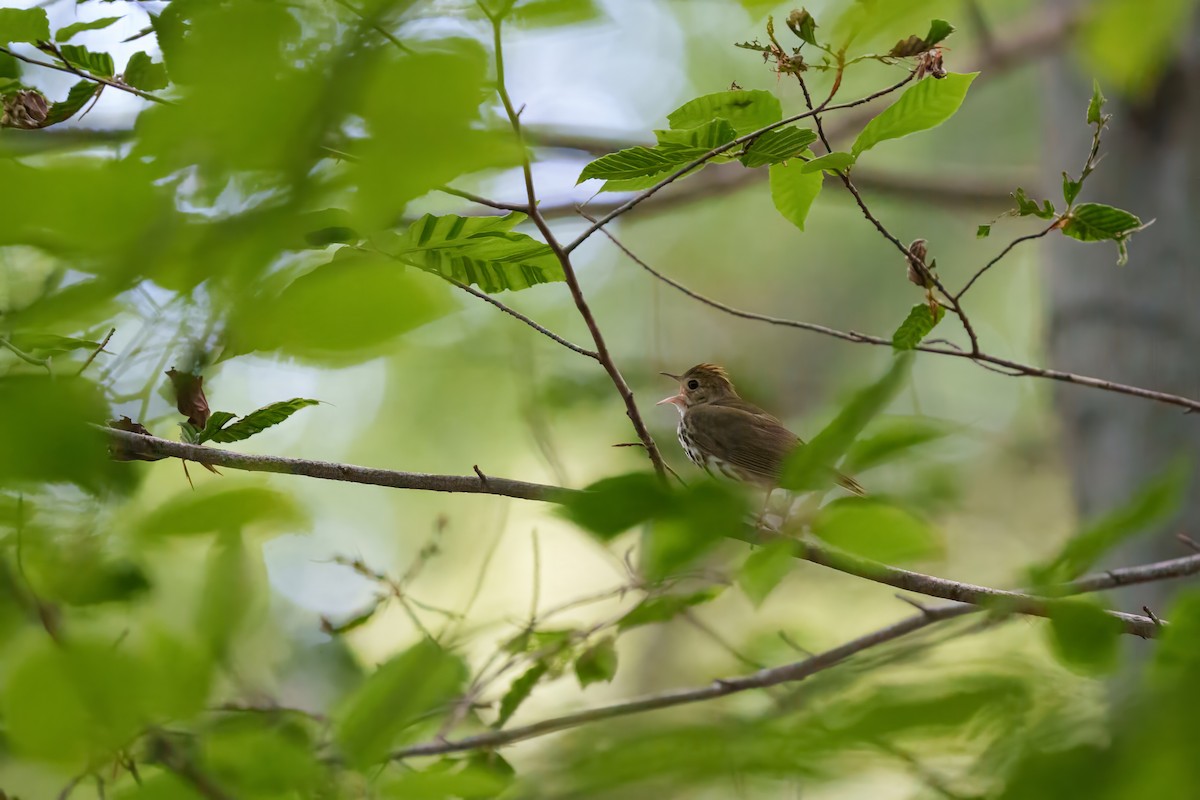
148, 735, 233, 800
389, 550, 1199, 759
956, 223, 1058, 299
483, 7, 667, 479
330, 0, 415, 53
588, 230, 1200, 414
443, 276, 599, 360
0, 44, 171, 105
438, 186, 530, 214
77, 327, 116, 376
0, 336, 51, 371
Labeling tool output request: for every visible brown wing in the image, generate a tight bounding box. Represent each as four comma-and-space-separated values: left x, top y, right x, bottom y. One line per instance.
684, 402, 800, 483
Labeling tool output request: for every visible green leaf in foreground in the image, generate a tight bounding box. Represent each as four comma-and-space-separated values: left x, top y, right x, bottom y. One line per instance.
801, 150, 855, 174
0, 8, 50, 43
134, 484, 308, 537
852, 72, 978, 157
574, 637, 618, 687
842, 416, 952, 474
495, 661, 548, 728
779, 353, 913, 492
770, 158, 824, 232
55, 16, 122, 43
618, 587, 724, 630
1046, 599, 1123, 674
202, 398, 320, 444
335, 639, 468, 766
124, 51, 168, 91
891, 302, 945, 350
1061, 202, 1145, 265
737, 539, 795, 607
812, 497, 940, 563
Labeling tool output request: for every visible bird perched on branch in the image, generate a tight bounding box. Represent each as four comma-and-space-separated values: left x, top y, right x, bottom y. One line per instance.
657, 364, 865, 496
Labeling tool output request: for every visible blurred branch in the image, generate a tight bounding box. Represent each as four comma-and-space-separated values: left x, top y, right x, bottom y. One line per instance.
390, 550, 1200, 759
483, 8, 668, 480
591, 229, 1200, 414
0, 44, 171, 106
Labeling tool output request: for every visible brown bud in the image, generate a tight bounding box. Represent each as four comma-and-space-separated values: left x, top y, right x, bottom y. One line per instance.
786, 9, 818, 46
906, 239, 931, 287
916, 48, 946, 80
166, 368, 211, 429
1, 90, 50, 129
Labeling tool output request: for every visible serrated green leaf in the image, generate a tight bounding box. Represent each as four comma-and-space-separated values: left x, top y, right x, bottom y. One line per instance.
1086, 79, 1106, 125
891, 302, 945, 350
812, 496, 940, 563
618, 588, 724, 630
495, 661, 548, 728
842, 416, 952, 474
770, 158, 824, 231
780, 353, 913, 492
43, 80, 99, 126
1061, 202, 1142, 242
852, 72, 978, 157
1062, 172, 1083, 206
124, 51, 168, 91
183, 410, 236, 445
578, 145, 706, 183
667, 90, 782, 136
55, 16, 121, 43
57, 44, 115, 78
800, 150, 855, 174
786, 9, 818, 46
574, 637, 618, 687
976, 224, 991, 238
1013, 187, 1057, 219
1046, 598, 1123, 674
390, 212, 565, 293
739, 127, 818, 168
204, 398, 319, 443
134, 484, 309, 537
737, 539, 794, 607
655, 118, 738, 150
335, 639, 468, 766
0, 8, 50, 44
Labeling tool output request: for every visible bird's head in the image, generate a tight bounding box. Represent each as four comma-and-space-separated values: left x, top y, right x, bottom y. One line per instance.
657, 364, 738, 414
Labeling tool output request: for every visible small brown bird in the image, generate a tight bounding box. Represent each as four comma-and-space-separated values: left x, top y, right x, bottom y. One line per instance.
657, 364, 865, 495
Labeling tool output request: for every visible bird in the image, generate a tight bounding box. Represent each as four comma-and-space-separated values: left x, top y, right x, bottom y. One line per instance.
657, 363, 865, 496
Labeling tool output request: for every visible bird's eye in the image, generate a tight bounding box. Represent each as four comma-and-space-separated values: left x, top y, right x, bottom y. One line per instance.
686, 379, 699, 390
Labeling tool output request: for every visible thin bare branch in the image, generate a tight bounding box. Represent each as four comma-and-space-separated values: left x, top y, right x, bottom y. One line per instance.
443, 276, 599, 360
956, 222, 1058, 299
0, 44, 171, 106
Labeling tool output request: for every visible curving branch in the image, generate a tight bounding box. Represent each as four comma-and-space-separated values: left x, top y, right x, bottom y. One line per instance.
390, 551, 1200, 759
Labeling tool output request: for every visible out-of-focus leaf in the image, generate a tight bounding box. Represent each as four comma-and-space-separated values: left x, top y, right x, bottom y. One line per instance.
800, 150, 856, 174
642, 481, 747, 581
495, 661, 548, 728
888, 19, 955, 56
977, 224, 991, 238
559, 472, 672, 540
1046, 598, 1123, 674
45, 557, 150, 606
198, 398, 319, 444
510, 0, 604, 27
378, 762, 511, 799
1030, 459, 1188, 587
123, 51, 168, 91
618, 587, 724, 630
388, 213, 566, 292
738, 127, 818, 168
1081, 0, 1194, 95
812, 496, 940, 563
574, 637, 618, 688
196, 531, 261, 658
780, 353, 913, 491
667, 90, 782, 136
134, 483, 308, 538
7, 332, 101, 355
891, 302, 945, 349
0, 8, 50, 43
201, 716, 321, 795
852, 72, 978, 157
55, 16, 122, 42
770, 158, 824, 231
842, 416, 952, 473
166, 368, 210, 429
57, 44, 115, 78
737, 539, 795, 607
334, 639, 468, 766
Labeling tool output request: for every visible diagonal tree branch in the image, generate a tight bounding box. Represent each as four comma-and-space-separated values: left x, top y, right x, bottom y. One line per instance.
389, 550, 1200, 759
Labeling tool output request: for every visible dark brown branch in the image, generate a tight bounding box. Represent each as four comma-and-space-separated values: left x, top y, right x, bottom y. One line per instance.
390, 551, 1200, 759
593, 231, 1200, 414
956, 222, 1058, 299
103, 428, 576, 503
485, 10, 667, 479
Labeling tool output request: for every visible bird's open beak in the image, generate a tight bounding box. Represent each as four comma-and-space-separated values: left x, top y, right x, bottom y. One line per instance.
660, 372, 681, 380
657, 393, 685, 408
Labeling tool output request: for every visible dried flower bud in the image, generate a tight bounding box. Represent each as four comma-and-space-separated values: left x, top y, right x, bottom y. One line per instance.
166, 368, 211, 429
1, 90, 50, 129
906, 238, 931, 287
786, 9, 818, 46
916, 48, 947, 80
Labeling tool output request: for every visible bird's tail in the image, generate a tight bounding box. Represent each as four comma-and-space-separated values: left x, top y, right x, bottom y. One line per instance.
835, 471, 866, 496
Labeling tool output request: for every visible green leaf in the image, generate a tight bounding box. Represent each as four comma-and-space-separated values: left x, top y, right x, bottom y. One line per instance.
55, 16, 121, 43
922, 19, 955, 48
574, 637, 618, 687
737, 539, 795, 607
1086, 79, 1106, 125
560, 472, 672, 540
134, 484, 309, 537
1062, 172, 1083, 206
739, 127, 818, 168
335, 639, 468, 766
843, 416, 952, 474
203, 398, 319, 444
655, 118, 738, 149
800, 150, 856, 174
779, 353, 913, 492
642, 481, 748, 581
1030, 459, 1188, 587
124, 51, 168, 91
1062, 202, 1145, 266
0, 8, 50, 44
56, 44, 115, 78
811, 497, 941, 563
578, 145, 705, 183
891, 302, 945, 350
786, 9, 818, 46
667, 90, 782, 136
389, 212, 566, 293
46, 558, 150, 607
196, 530, 260, 658
201, 716, 321, 795
1046, 598, 1123, 674
510, 0, 602, 27
1012, 187, 1057, 220
7, 332, 101, 355
976, 224, 991, 238
618, 588, 724, 630
182, 410, 236, 445
495, 661, 548, 728
770, 158, 824, 231
1081, 0, 1193, 95
851, 72, 978, 157
44, 80, 100, 126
